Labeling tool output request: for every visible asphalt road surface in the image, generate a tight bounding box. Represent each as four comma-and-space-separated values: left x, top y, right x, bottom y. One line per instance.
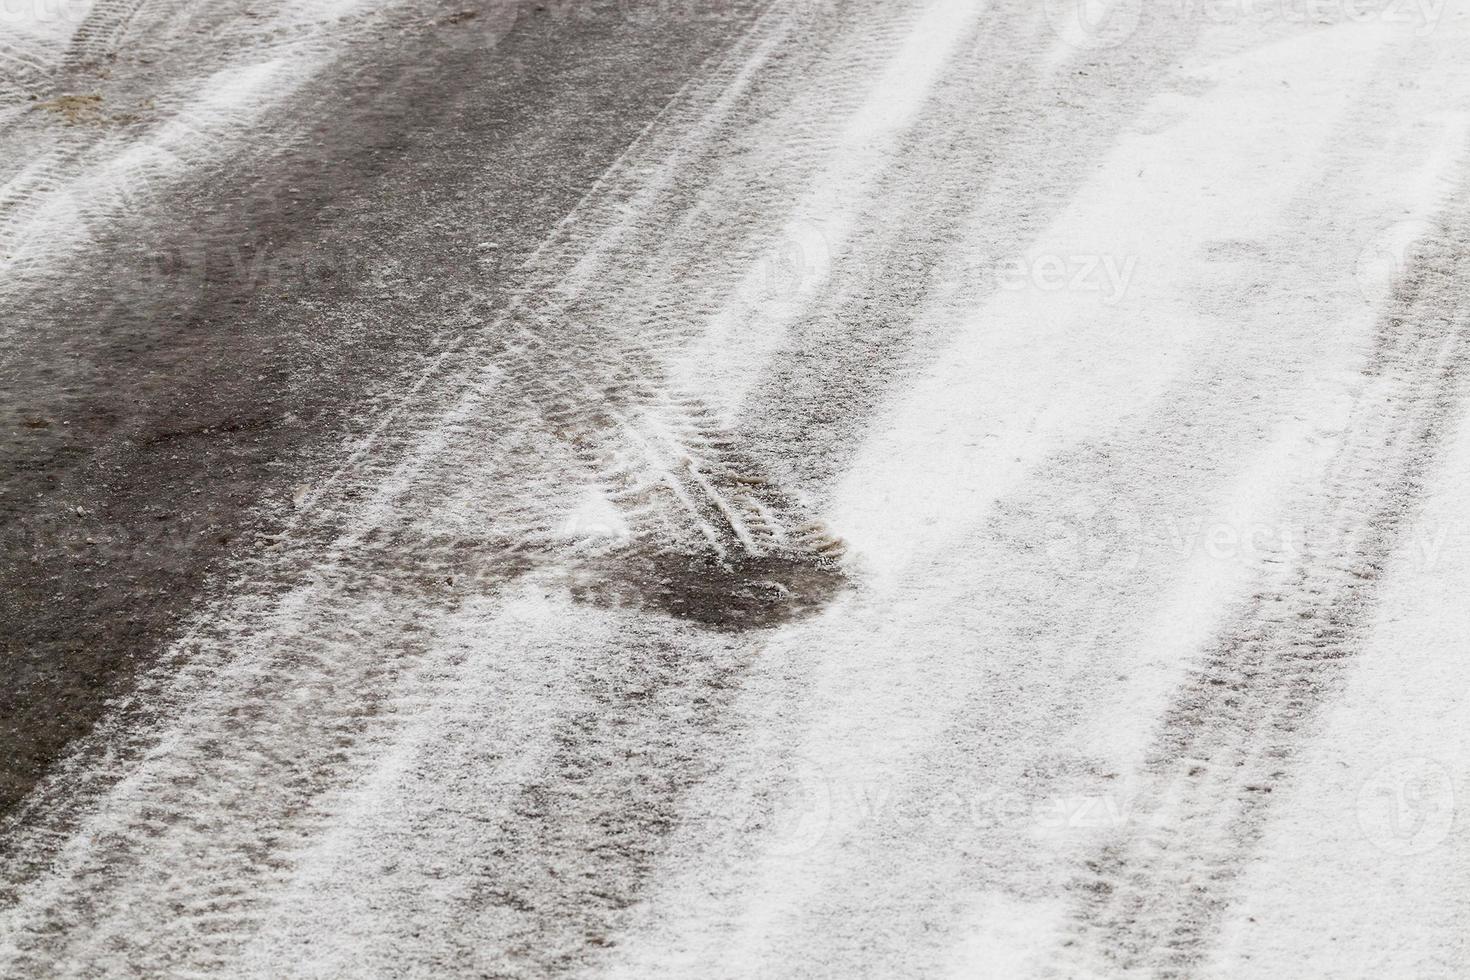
2, 0, 1469, 976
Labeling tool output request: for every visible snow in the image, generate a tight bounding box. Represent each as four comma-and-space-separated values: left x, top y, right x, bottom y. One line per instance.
0, 0, 397, 316
3, 0, 1470, 975
1209, 387, 1470, 977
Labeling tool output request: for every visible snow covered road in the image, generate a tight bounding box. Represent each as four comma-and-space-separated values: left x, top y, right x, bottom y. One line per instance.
2, 0, 1469, 975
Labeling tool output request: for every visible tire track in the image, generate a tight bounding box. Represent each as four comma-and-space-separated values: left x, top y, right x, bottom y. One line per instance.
0, 383, 574, 973
0, 147, 79, 251
1062, 183, 1470, 975
60, 0, 158, 73
0, 1, 993, 971
6, 3, 1466, 977
478, 292, 850, 628
385, 0, 985, 623
583, 20, 1469, 977
0, 0, 762, 817
735, 0, 1204, 502
0, 0, 827, 969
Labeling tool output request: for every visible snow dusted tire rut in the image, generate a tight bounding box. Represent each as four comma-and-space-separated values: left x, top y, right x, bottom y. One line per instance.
470, 293, 851, 630
4, 0, 1470, 976
1064, 204, 1470, 974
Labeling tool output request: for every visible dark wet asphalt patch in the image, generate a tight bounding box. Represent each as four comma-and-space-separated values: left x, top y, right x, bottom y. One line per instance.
0, 0, 770, 815
564, 546, 849, 631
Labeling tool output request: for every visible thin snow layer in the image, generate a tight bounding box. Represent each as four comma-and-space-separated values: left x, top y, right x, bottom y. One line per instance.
4, 0, 1470, 977
1206, 368, 1470, 977
0, 0, 399, 321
